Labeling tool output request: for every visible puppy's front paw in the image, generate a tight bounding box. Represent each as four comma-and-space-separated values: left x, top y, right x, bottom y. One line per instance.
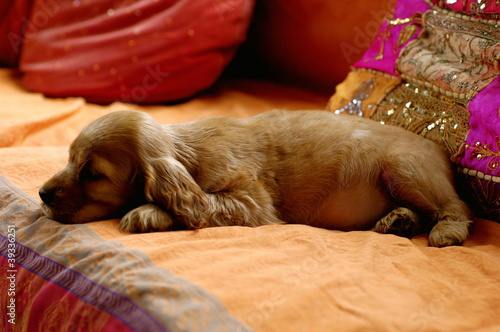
428, 217, 472, 247
120, 204, 175, 233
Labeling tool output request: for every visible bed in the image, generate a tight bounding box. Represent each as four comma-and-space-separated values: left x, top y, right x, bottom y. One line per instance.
1, 70, 500, 331
2, 0, 500, 331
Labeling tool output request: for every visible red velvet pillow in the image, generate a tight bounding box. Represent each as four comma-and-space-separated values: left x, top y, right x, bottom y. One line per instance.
0, 0, 31, 67
17, 0, 254, 103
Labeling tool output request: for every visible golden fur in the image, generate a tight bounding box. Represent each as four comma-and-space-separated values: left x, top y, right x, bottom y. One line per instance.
40, 110, 473, 246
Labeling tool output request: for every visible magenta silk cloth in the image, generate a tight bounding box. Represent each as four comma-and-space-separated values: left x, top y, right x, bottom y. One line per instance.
349, 0, 500, 219
353, 0, 431, 76
462, 76, 500, 177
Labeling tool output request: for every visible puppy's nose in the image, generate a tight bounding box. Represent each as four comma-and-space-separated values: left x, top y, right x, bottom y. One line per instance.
39, 187, 55, 204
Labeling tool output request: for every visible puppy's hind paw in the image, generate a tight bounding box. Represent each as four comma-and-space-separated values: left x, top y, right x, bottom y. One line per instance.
120, 204, 175, 233
428, 217, 473, 247
372, 207, 422, 238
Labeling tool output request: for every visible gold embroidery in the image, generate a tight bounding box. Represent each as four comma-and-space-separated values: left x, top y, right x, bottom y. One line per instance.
397, 9, 500, 100
327, 69, 401, 118
373, 13, 423, 61
466, 137, 500, 171
372, 83, 470, 156
398, 24, 420, 48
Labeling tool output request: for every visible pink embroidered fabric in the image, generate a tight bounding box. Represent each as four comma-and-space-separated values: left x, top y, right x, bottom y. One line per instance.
353, 0, 431, 76
340, 0, 500, 220
462, 76, 500, 176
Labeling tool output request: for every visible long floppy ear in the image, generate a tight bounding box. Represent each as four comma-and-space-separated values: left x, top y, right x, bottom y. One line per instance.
143, 157, 209, 229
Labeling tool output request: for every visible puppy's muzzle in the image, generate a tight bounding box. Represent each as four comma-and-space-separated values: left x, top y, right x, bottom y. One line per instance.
39, 187, 57, 205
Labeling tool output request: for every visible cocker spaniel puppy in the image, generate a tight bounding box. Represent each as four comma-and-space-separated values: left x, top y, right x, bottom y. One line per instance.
39, 110, 473, 246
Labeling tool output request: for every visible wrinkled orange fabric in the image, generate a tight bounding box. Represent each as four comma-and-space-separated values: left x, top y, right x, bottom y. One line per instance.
1, 68, 499, 332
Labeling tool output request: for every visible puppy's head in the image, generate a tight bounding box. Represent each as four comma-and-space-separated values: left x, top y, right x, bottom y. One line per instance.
39, 111, 167, 223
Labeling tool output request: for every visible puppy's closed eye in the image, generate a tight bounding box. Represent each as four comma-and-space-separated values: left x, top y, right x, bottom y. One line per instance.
79, 164, 106, 181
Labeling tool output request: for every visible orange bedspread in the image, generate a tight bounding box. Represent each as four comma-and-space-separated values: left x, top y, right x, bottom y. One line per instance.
1, 68, 500, 331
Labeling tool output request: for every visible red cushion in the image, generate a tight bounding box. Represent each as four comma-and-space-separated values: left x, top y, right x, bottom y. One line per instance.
18, 0, 254, 103
0, 0, 31, 67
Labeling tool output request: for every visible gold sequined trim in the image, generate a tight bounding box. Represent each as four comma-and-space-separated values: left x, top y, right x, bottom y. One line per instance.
352, 67, 399, 80
372, 82, 470, 156
372, 13, 423, 61
459, 167, 500, 183
399, 73, 471, 101
426, 0, 500, 22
